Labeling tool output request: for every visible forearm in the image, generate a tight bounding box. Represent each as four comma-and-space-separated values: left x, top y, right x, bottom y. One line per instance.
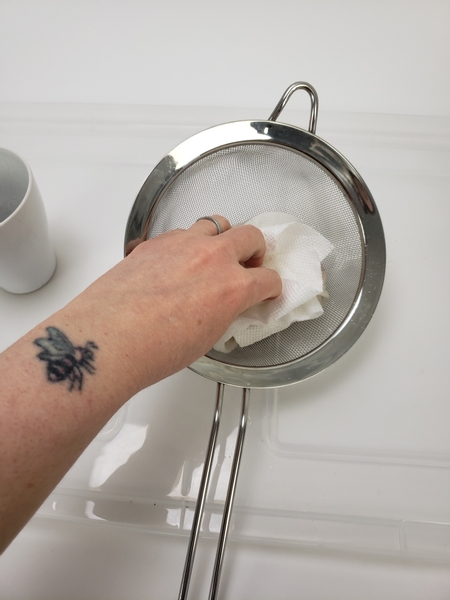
0, 302, 139, 553
0, 267, 222, 550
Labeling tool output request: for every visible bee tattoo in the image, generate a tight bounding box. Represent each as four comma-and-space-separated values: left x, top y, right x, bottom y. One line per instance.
34, 327, 98, 391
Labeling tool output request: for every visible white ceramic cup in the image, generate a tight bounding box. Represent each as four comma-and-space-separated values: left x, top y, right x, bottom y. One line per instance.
0, 148, 56, 293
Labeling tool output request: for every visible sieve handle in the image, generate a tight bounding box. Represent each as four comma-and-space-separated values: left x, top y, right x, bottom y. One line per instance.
177, 386, 250, 600
268, 81, 319, 134
208, 387, 250, 600
178, 383, 225, 600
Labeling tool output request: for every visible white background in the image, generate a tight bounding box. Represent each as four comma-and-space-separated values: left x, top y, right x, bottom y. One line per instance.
0, 0, 449, 116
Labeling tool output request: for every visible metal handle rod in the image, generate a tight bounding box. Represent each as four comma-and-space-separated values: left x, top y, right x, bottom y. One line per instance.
208, 388, 250, 600
178, 382, 225, 600
267, 81, 319, 134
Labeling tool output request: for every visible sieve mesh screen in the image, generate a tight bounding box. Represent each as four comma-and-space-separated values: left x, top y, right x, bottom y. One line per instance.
146, 143, 364, 368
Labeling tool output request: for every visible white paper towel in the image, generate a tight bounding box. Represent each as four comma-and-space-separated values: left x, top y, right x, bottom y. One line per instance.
213, 212, 334, 353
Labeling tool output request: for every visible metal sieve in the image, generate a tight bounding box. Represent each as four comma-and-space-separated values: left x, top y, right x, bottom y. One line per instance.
125, 82, 385, 599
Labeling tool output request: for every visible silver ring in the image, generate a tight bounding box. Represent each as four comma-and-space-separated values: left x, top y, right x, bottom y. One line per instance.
196, 216, 222, 235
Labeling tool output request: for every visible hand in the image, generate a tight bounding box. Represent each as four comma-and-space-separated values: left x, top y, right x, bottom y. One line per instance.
66, 215, 282, 394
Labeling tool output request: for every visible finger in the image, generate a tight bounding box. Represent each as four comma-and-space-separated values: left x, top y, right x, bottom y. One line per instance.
189, 215, 231, 237
242, 267, 282, 309
223, 224, 267, 267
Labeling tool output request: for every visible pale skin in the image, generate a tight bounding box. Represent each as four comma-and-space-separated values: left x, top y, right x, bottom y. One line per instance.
0, 216, 281, 553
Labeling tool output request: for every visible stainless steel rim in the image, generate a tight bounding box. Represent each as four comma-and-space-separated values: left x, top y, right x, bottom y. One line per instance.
124, 117, 385, 389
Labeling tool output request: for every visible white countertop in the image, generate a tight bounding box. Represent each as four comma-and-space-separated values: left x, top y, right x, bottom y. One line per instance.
1, 103, 449, 598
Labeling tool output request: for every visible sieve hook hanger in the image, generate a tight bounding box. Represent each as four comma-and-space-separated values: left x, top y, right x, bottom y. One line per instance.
268, 81, 319, 134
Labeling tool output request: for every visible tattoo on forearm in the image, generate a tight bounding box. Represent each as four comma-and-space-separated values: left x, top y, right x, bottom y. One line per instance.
34, 327, 98, 391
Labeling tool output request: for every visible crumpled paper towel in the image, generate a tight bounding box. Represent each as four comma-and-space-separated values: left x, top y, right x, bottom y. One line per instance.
213, 212, 334, 353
